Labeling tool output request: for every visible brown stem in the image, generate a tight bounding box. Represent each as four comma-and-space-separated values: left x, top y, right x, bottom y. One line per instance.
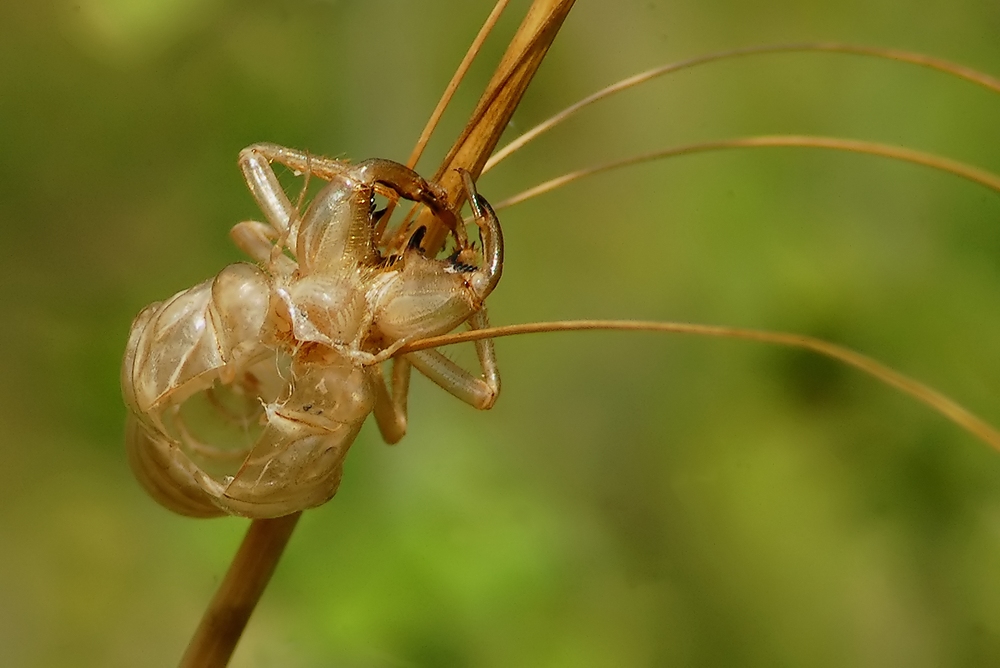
416, 0, 577, 254
178, 513, 302, 668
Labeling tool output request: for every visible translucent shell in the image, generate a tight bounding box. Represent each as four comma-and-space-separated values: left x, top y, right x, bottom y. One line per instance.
122, 261, 376, 518
122, 148, 504, 519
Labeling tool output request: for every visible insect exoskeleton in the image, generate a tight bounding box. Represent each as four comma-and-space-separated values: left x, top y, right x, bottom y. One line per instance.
122, 144, 503, 519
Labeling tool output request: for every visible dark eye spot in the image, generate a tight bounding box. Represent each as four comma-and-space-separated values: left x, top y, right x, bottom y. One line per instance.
302, 404, 313, 412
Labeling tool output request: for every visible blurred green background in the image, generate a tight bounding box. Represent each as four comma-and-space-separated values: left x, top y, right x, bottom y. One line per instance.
3, 0, 1000, 666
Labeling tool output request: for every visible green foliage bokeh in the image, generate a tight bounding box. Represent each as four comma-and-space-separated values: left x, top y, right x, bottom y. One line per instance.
2, 1, 1000, 666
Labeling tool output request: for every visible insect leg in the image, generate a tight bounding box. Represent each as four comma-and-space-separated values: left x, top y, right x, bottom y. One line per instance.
354, 158, 463, 245
460, 169, 503, 297
406, 309, 500, 410
368, 358, 412, 444
241, 142, 357, 182
229, 221, 296, 275
238, 146, 299, 237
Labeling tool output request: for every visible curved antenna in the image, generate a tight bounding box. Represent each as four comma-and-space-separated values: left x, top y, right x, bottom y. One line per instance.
483, 42, 1000, 173
398, 320, 1000, 454
493, 135, 1000, 210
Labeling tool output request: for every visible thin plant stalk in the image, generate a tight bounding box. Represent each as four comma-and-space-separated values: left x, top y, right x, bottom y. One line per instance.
178, 512, 302, 668
411, 0, 577, 254
405, 0, 512, 172
377, 0, 511, 243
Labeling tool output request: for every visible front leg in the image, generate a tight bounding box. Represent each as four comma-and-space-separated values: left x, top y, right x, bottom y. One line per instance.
369, 309, 498, 445
238, 146, 299, 238
241, 143, 461, 244
369, 358, 412, 444
229, 221, 296, 275
241, 142, 357, 182
354, 158, 462, 246
406, 309, 500, 410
